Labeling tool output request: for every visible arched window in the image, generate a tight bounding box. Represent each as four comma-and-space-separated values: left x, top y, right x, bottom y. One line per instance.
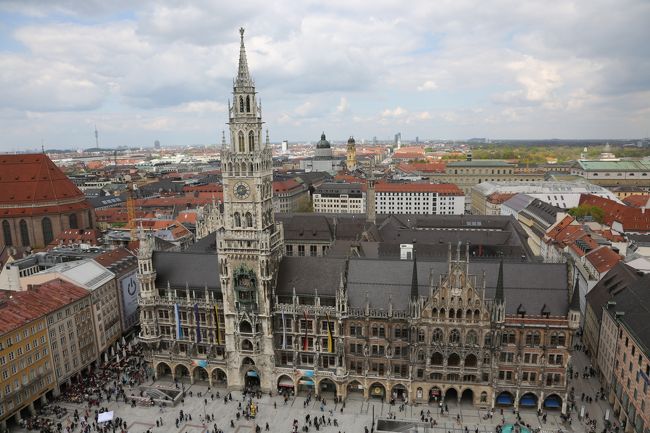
234, 213, 241, 227
248, 131, 255, 152
449, 309, 455, 319
466, 330, 478, 346
19, 220, 29, 247
69, 213, 78, 229
533, 331, 541, 345
239, 321, 252, 333
245, 212, 253, 228
238, 132, 245, 152
42, 217, 53, 245
245, 96, 250, 112
431, 352, 443, 365
239, 97, 244, 112
2, 220, 12, 246
448, 353, 460, 366
449, 329, 460, 344
431, 328, 443, 343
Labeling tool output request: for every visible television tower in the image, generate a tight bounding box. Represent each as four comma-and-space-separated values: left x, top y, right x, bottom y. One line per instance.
94, 125, 99, 148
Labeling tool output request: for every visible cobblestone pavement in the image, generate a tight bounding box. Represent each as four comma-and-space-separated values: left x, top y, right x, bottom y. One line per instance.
10, 343, 619, 433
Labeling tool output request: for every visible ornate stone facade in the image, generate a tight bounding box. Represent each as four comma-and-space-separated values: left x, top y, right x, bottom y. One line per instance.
138, 29, 578, 414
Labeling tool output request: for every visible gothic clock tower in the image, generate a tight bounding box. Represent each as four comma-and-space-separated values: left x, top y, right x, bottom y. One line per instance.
217, 28, 283, 391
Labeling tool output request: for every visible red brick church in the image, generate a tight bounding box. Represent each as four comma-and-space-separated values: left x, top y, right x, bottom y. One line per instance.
0, 154, 96, 249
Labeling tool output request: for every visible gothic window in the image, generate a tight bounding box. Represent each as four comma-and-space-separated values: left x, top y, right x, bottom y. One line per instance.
2, 220, 12, 246
448, 353, 460, 366
431, 352, 443, 365
464, 354, 478, 367
456, 308, 463, 319
239, 97, 244, 112
19, 219, 29, 247
449, 329, 461, 344
466, 330, 478, 346
87, 210, 93, 229
417, 350, 425, 362
42, 217, 53, 245
238, 131, 245, 152
417, 329, 425, 343
69, 213, 78, 229
525, 332, 533, 345
533, 331, 541, 345
431, 328, 443, 343
248, 131, 255, 152
239, 321, 252, 333
245, 96, 250, 112
234, 213, 241, 227
449, 309, 455, 319
249, 162, 253, 175
474, 309, 481, 321
245, 212, 253, 228
484, 333, 492, 346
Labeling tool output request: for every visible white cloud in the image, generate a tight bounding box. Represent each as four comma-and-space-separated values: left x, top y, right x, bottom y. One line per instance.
0, 0, 649, 148
417, 80, 438, 91
174, 101, 226, 114
335, 97, 349, 114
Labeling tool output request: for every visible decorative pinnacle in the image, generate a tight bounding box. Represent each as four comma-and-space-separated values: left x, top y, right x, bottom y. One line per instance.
236, 27, 252, 87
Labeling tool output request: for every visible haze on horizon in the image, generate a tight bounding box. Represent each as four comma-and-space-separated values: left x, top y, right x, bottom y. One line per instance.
0, 0, 649, 152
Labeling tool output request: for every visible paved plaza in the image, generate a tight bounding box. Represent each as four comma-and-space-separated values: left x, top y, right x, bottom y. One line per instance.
10, 339, 618, 433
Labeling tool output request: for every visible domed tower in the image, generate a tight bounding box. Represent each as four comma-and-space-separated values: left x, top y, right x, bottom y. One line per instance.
346, 136, 357, 171
218, 28, 284, 392
315, 132, 332, 159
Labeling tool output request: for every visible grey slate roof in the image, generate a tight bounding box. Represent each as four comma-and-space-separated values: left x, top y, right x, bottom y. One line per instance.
345, 259, 569, 314
276, 256, 347, 297
608, 274, 650, 354
153, 251, 220, 290
585, 262, 641, 321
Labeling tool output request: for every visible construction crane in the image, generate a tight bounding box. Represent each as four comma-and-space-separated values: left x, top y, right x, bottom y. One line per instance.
127, 182, 137, 240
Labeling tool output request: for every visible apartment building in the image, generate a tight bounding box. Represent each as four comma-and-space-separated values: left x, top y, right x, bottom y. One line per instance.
375, 183, 465, 215
312, 183, 366, 214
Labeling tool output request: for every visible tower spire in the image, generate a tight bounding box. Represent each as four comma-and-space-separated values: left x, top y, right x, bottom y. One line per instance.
495, 258, 504, 302
236, 27, 252, 87
410, 241, 418, 301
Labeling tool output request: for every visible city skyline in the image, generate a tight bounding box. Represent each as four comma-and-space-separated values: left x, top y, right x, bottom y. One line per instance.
0, 0, 649, 151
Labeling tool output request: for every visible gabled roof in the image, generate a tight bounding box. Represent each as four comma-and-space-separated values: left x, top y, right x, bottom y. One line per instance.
586, 262, 640, 321
0, 279, 89, 333
580, 194, 650, 233
585, 246, 621, 274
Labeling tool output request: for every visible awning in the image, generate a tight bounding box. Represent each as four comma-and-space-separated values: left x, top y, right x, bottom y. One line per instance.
520, 396, 537, 407
246, 371, 258, 377
544, 397, 561, 408
299, 380, 314, 386
497, 394, 514, 405
279, 377, 294, 387
98, 411, 113, 423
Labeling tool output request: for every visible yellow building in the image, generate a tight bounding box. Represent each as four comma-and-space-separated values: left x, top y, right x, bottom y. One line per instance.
0, 279, 85, 431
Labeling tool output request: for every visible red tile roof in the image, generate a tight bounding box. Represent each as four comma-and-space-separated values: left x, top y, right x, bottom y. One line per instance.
396, 162, 446, 174
376, 182, 464, 195
487, 192, 517, 204
93, 247, 134, 268
0, 279, 89, 333
0, 154, 90, 217
273, 179, 305, 193
580, 194, 650, 233
49, 228, 103, 247
622, 195, 650, 208
585, 246, 622, 274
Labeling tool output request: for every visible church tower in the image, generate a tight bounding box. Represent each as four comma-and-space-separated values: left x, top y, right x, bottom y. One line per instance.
346, 136, 357, 171
217, 28, 283, 391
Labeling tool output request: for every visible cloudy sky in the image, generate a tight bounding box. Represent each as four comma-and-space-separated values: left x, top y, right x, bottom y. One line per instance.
0, 0, 649, 151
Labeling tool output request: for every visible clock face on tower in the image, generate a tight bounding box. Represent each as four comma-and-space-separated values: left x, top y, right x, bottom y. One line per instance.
233, 181, 251, 200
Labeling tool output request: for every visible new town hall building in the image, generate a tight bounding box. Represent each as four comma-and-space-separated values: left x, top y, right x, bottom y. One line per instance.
137, 29, 580, 414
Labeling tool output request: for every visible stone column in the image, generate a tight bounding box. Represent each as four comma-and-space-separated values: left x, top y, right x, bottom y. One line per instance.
28, 402, 36, 416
